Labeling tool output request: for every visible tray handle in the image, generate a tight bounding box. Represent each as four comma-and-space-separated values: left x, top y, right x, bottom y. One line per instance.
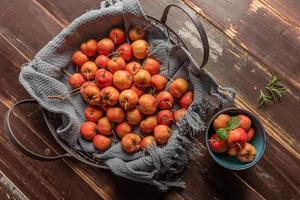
160, 3, 210, 69
4, 99, 71, 161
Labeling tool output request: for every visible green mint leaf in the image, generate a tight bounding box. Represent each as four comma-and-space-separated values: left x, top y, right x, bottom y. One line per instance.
227, 116, 240, 130
216, 128, 228, 140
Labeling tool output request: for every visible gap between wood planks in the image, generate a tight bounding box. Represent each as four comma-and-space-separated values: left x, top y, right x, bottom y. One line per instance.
3, 0, 295, 198
32, 0, 67, 27
182, 0, 300, 90
231, 172, 266, 200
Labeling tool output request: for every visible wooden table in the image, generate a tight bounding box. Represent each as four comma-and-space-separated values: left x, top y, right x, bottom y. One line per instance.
0, 0, 299, 199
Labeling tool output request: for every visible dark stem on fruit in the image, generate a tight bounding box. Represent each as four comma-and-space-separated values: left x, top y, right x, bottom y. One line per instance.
166, 76, 174, 82
166, 101, 172, 108
108, 51, 121, 57
48, 90, 80, 100
114, 34, 117, 44
138, 21, 154, 34
47, 81, 92, 100
163, 117, 168, 122
124, 100, 128, 111
111, 127, 117, 139
47, 95, 66, 100
62, 69, 72, 77
69, 87, 82, 93
133, 63, 137, 72
150, 88, 156, 95
102, 70, 107, 78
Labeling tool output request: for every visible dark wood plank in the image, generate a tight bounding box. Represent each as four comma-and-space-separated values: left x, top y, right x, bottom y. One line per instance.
0, 36, 102, 200
184, 0, 300, 92
0, 170, 29, 200
0, 0, 62, 57
0, 108, 102, 200
266, 0, 300, 26
35, 0, 100, 26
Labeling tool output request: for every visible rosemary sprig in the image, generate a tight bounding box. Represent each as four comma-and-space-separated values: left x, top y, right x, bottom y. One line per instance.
257, 73, 286, 107
257, 90, 273, 107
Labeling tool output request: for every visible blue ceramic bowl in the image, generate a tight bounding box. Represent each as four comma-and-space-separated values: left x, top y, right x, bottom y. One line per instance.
205, 108, 266, 170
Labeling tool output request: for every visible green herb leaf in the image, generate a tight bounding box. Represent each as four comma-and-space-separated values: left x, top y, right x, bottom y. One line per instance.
227, 116, 240, 130
216, 128, 228, 140
257, 72, 286, 108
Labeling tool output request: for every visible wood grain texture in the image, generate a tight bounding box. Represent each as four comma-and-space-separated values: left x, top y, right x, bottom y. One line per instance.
0, 170, 29, 200
265, 0, 300, 26
0, 35, 103, 200
0, 0, 299, 199
178, 0, 300, 154
184, 0, 300, 91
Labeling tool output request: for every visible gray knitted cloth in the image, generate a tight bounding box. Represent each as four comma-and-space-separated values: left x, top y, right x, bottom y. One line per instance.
19, 0, 234, 190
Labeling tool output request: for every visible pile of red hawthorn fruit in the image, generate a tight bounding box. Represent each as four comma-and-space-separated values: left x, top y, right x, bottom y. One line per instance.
209, 114, 257, 162
65, 26, 193, 153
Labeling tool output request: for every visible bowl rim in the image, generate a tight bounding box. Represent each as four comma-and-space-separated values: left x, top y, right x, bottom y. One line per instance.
205, 107, 267, 170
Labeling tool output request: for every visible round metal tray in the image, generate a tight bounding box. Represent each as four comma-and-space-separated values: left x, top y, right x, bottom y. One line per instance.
4, 3, 209, 168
